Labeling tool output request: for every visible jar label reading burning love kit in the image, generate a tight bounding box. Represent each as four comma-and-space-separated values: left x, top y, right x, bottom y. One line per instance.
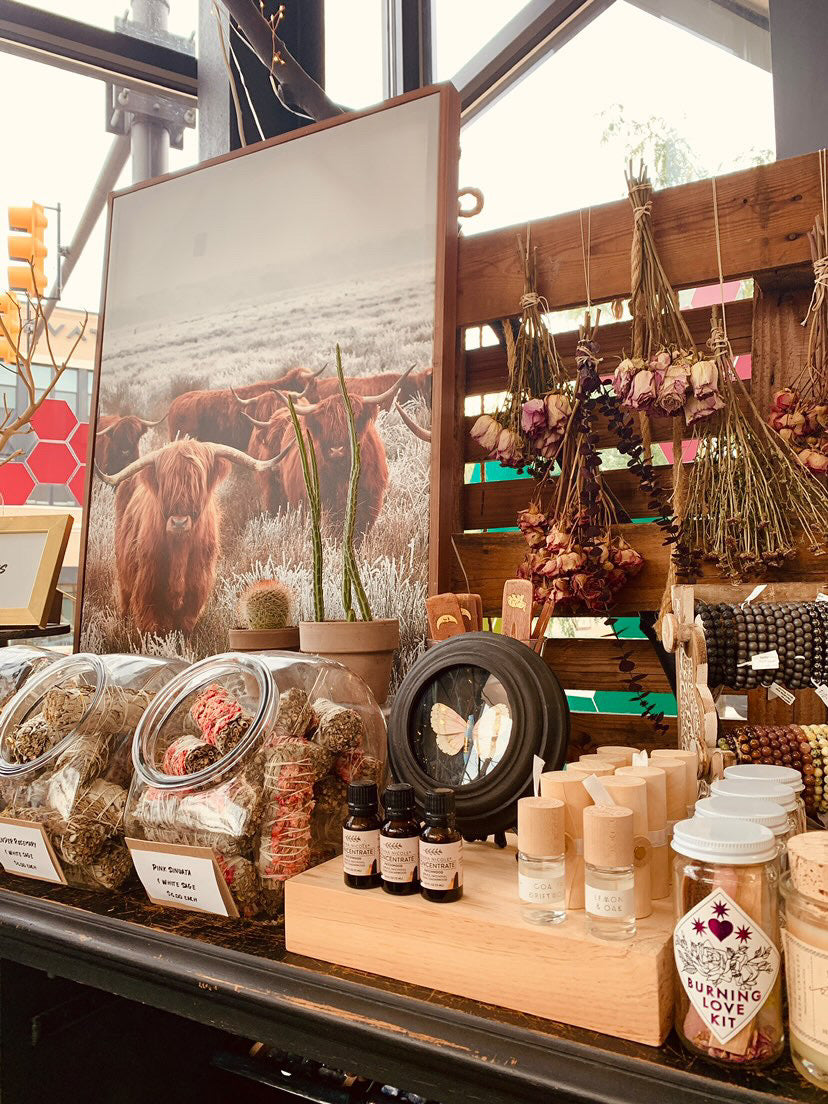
419, 840, 463, 891
783, 929, 828, 1056
342, 829, 380, 878
379, 836, 419, 883
674, 888, 780, 1046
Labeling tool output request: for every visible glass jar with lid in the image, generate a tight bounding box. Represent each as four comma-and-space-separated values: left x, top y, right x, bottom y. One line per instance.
723, 765, 806, 834
0, 644, 62, 711
710, 777, 799, 841
0, 653, 185, 891
693, 796, 792, 863
780, 832, 828, 1089
672, 816, 784, 1068
126, 650, 386, 918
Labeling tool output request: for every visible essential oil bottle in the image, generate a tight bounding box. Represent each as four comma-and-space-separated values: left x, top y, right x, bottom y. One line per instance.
342, 779, 381, 889
517, 796, 566, 925
419, 788, 463, 903
583, 804, 636, 940
380, 783, 421, 895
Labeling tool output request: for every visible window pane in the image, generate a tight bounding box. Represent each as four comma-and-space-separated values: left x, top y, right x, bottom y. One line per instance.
458, 0, 774, 235
325, 0, 384, 109
431, 0, 532, 81
26, 1, 197, 44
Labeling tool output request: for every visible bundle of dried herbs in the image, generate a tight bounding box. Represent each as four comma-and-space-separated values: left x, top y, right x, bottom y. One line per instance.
471, 229, 573, 474
613, 163, 722, 428
768, 153, 828, 472
517, 314, 644, 611
677, 311, 828, 580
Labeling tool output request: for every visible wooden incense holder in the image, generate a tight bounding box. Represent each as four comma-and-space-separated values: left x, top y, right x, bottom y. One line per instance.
286, 839, 675, 1046
426, 593, 467, 641
501, 578, 533, 640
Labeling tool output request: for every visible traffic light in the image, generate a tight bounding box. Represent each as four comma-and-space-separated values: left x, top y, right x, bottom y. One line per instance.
8, 203, 47, 296
0, 291, 21, 365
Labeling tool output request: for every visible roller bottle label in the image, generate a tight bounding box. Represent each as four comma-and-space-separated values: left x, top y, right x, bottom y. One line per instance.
585, 884, 634, 917
419, 839, 462, 891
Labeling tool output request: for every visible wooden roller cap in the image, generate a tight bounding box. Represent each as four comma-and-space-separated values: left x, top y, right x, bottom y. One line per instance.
583, 805, 634, 870
617, 766, 669, 900
648, 757, 688, 826
578, 755, 618, 771
567, 764, 616, 779
517, 797, 565, 858
651, 749, 698, 814
603, 776, 652, 918
540, 770, 592, 910
595, 746, 635, 767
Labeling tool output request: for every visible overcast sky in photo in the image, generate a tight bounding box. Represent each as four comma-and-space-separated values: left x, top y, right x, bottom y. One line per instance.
0, 1, 775, 317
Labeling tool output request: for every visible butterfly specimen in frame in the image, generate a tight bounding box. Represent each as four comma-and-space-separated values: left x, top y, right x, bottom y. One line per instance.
430, 702, 512, 760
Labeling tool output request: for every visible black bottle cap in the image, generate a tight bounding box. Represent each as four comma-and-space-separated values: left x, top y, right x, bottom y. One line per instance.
424, 787, 455, 819
348, 780, 378, 811
383, 783, 416, 815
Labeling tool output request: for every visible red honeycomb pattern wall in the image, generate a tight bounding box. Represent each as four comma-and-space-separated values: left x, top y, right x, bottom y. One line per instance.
0, 399, 89, 506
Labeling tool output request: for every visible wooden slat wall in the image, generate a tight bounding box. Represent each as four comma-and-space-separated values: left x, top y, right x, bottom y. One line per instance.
445, 153, 828, 745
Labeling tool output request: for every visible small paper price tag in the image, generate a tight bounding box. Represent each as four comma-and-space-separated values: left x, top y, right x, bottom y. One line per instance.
768, 682, 795, 705
126, 839, 239, 917
741, 584, 767, 607
814, 683, 828, 707
582, 774, 615, 807
632, 749, 649, 767
0, 817, 66, 884
817, 592, 828, 603
532, 754, 544, 797
751, 650, 779, 670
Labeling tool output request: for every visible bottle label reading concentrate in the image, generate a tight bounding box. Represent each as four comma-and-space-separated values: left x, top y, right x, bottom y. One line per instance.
342, 828, 380, 877
783, 929, 828, 1055
585, 884, 634, 918
419, 839, 463, 891
380, 836, 419, 883
519, 871, 564, 907
674, 887, 780, 1046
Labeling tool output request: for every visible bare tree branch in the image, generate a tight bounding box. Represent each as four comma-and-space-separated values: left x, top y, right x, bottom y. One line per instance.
219, 0, 345, 122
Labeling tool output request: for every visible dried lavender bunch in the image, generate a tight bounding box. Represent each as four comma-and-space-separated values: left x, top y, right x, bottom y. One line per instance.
678, 312, 828, 580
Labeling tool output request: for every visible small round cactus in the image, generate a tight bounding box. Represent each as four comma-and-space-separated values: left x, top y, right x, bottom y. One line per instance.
238, 579, 294, 631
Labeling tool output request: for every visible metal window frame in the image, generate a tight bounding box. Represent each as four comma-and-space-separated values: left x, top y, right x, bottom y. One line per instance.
0, 0, 196, 101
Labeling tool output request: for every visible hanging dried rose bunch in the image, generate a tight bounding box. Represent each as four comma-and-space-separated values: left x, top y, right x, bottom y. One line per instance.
517, 314, 644, 611
677, 310, 828, 581
768, 186, 828, 473
471, 229, 573, 474
612, 163, 722, 426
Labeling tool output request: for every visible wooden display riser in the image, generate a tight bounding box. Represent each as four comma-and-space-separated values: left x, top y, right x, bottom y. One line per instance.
285, 839, 675, 1046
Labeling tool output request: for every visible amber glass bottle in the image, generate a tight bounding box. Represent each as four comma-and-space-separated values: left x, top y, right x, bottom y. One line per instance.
342, 780, 381, 889
419, 788, 463, 903
380, 783, 420, 896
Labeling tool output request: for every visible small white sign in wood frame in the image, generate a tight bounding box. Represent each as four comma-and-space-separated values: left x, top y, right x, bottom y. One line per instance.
0, 513, 72, 627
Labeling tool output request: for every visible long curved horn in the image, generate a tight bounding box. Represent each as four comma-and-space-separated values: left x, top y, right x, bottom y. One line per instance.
96, 423, 116, 438
211, 442, 294, 471
239, 409, 274, 430
137, 411, 168, 428
231, 386, 265, 409
362, 363, 417, 406
394, 400, 431, 442
94, 451, 158, 486
279, 390, 322, 416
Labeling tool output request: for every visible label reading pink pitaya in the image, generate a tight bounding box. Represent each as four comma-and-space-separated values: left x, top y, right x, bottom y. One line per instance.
674, 887, 780, 1045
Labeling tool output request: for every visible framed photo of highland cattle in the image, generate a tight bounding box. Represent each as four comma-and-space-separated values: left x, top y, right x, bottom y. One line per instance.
77, 86, 459, 681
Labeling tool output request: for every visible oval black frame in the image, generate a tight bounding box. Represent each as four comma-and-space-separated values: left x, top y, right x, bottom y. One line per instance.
388, 633, 569, 838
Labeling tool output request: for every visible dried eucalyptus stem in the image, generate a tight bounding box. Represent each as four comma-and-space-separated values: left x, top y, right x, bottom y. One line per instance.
678, 310, 828, 580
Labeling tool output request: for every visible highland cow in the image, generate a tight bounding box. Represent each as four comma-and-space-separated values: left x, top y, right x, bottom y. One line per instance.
95, 413, 165, 474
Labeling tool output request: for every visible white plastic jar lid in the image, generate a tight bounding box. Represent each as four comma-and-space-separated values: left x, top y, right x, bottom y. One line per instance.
671, 816, 777, 864
710, 777, 797, 812
694, 796, 788, 837
724, 763, 804, 795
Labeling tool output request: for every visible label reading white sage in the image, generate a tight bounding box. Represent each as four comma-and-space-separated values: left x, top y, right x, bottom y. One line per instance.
379, 835, 419, 883
585, 884, 634, 917
419, 839, 462, 891
342, 828, 380, 878
783, 929, 828, 1055
674, 887, 780, 1046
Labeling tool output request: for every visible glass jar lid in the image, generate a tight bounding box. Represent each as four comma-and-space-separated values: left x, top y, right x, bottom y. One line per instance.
671, 816, 777, 864
710, 777, 797, 811
0, 653, 107, 777
724, 763, 804, 795
694, 796, 788, 837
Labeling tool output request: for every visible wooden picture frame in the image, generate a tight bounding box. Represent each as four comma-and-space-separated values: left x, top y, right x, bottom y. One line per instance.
76, 84, 460, 655
0, 513, 72, 628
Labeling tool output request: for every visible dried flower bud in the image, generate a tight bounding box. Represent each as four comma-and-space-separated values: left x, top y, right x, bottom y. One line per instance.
657, 362, 690, 415
471, 413, 501, 453
612, 358, 637, 401
520, 398, 547, 435
684, 390, 725, 426
627, 369, 659, 411
690, 360, 719, 399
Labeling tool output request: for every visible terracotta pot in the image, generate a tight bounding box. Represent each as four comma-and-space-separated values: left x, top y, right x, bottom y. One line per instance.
228, 626, 300, 652
299, 619, 400, 704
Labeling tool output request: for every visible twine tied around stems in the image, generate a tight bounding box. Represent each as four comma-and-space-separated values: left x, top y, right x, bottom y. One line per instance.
519, 290, 549, 313
632, 202, 652, 224
802, 255, 828, 327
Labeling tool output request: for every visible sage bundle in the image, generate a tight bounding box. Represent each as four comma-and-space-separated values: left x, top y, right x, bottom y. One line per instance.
678, 312, 828, 579
313, 699, 363, 753
190, 682, 252, 754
